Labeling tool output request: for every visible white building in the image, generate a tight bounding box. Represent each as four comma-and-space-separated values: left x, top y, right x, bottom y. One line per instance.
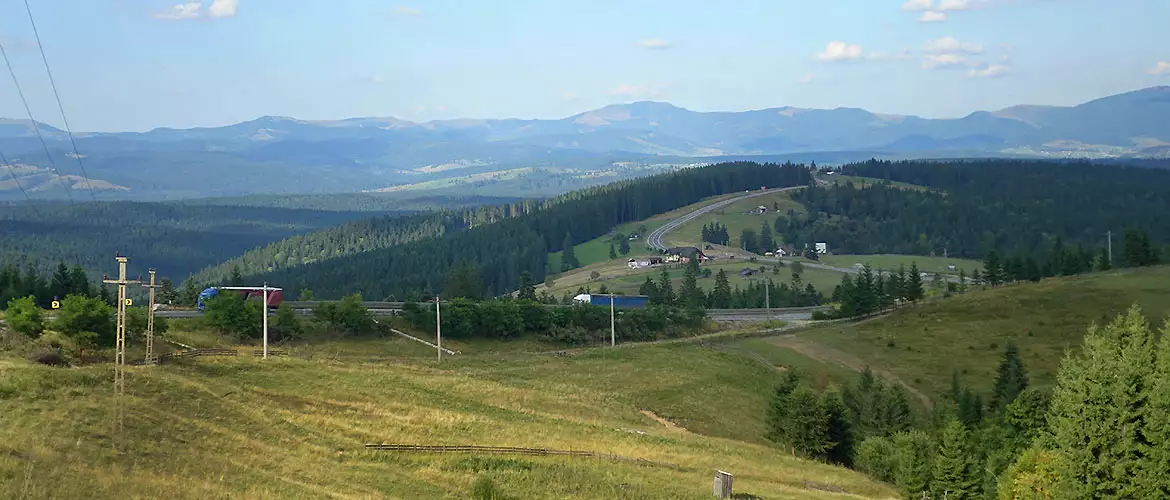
815, 242, 828, 254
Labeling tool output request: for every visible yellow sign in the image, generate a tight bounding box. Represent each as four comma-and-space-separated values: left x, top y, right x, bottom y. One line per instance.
124, 298, 133, 306
51, 301, 60, 309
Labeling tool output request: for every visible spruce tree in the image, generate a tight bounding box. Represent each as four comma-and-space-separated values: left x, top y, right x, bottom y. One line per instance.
784, 385, 832, 459
1046, 306, 1157, 498
759, 222, 775, 254
678, 258, 704, 308
907, 262, 924, 301
517, 271, 537, 301
608, 243, 617, 260
658, 267, 674, 305
639, 275, 659, 303
983, 250, 1004, 286
989, 340, 1029, 413
822, 386, 855, 465
618, 237, 630, 255
1138, 325, 1170, 496
766, 371, 802, 444
894, 430, 936, 499
230, 264, 244, 286
49, 261, 71, 300
710, 268, 732, 308
560, 233, 580, 272
932, 420, 981, 499
68, 265, 91, 297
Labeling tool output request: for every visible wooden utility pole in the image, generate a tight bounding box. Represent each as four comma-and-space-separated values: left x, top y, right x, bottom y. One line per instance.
141, 269, 158, 365
1108, 230, 1113, 264
103, 254, 138, 442
262, 283, 269, 359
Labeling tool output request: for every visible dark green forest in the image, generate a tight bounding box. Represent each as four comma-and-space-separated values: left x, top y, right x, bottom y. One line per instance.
0, 202, 381, 280
248, 162, 813, 299
789, 159, 1170, 259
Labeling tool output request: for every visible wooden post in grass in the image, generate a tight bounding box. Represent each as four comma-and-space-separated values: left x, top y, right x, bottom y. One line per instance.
435, 297, 442, 363
713, 470, 733, 498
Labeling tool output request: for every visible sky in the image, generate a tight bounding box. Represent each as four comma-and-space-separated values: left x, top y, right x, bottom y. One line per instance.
0, 0, 1168, 131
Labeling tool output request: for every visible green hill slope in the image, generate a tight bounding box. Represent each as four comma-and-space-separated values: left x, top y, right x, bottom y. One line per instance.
0, 340, 895, 499
789, 266, 1170, 400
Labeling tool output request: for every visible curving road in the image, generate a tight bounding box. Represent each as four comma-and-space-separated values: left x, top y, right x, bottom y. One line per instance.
646, 187, 800, 251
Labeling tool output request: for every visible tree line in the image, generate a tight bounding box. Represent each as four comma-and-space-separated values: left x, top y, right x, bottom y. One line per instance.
765, 306, 1170, 499
795, 159, 1170, 260
248, 162, 813, 299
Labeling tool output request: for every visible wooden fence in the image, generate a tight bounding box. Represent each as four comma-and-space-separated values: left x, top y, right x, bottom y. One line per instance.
132, 348, 238, 365
363, 444, 678, 469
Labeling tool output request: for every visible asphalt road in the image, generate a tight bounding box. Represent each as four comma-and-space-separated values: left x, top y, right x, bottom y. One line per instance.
646, 187, 799, 252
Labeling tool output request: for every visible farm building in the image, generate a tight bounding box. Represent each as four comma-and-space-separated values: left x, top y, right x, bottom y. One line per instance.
665, 246, 707, 262
573, 294, 650, 309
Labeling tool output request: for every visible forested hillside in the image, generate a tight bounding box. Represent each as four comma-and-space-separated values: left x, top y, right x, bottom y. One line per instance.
0, 203, 380, 279
249, 162, 812, 299
784, 159, 1170, 259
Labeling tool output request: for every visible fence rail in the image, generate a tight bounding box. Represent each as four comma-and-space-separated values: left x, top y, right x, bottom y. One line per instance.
363, 443, 677, 469
132, 348, 238, 365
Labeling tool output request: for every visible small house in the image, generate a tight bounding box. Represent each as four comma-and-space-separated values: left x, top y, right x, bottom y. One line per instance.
740, 268, 756, 277
751, 205, 768, 215
764, 251, 774, 257
815, 242, 829, 255
776, 246, 795, 257
665, 246, 707, 262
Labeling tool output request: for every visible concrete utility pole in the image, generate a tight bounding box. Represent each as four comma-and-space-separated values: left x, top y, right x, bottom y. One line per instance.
764, 279, 771, 321
141, 269, 158, 365
261, 283, 269, 359
435, 297, 442, 362
103, 254, 139, 442
1107, 230, 1113, 264
610, 293, 616, 347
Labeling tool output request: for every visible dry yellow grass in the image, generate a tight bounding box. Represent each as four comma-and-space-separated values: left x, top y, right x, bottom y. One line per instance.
0, 336, 897, 499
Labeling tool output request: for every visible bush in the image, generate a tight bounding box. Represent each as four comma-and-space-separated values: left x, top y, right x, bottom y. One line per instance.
273, 304, 303, 341
854, 436, 898, 482
313, 293, 377, 335
29, 348, 69, 367
127, 307, 169, 338
53, 295, 115, 346
204, 291, 262, 339
471, 476, 505, 500
5, 296, 44, 337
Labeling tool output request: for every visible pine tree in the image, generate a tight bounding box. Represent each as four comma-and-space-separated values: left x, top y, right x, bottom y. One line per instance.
892, 265, 908, 302
1094, 248, 1113, 272
658, 267, 674, 305
639, 276, 659, 303
989, 340, 1029, 413
230, 265, 244, 286
759, 222, 775, 254
907, 262, 924, 301
1023, 256, 1042, 282
99, 283, 113, 306
784, 385, 832, 458
822, 386, 855, 465
517, 271, 537, 301
740, 229, 758, 254
932, 420, 981, 499
766, 371, 802, 444
49, 261, 71, 300
68, 265, 91, 297
894, 430, 936, 499
983, 250, 1004, 286
678, 258, 704, 308
1046, 306, 1157, 498
608, 243, 617, 260
1138, 325, 1170, 496
560, 232, 580, 272
958, 268, 968, 292
710, 268, 732, 308
158, 278, 178, 305
618, 237, 630, 256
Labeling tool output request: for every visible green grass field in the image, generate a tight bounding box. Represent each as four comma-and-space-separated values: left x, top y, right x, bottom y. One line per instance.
791, 266, 1170, 401
0, 332, 897, 499
664, 190, 807, 249
542, 260, 846, 298
819, 254, 983, 275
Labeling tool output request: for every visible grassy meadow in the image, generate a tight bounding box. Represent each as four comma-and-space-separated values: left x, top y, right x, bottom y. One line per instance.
0, 329, 897, 499
790, 266, 1170, 400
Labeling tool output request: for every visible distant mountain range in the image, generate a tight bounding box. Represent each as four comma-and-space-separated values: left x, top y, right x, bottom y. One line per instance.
2, 86, 1168, 201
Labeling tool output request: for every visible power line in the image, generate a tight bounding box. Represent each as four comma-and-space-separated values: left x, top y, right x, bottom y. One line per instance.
0, 149, 40, 216
23, 0, 97, 203
0, 38, 74, 204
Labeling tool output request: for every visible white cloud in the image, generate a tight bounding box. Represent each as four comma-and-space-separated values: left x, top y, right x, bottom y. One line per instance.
918, 10, 948, 22
798, 74, 815, 85
637, 39, 672, 50
816, 41, 865, 62
923, 54, 972, 69
393, 6, 422, 16
968, 64, 1009, 78
923, 37, 984, 54
901, 0, 933, 11
155, 2, 202, 20
208, 0, 237, 18
608, 83, 668, 98
1150, 61, 1170, 75
938, 0, 973, 11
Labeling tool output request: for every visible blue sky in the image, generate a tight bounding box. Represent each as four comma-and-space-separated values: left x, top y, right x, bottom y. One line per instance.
1, 0, 1167, 131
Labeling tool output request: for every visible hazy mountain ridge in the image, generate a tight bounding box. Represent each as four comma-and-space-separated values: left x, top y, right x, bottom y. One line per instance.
1, 86, 1167, 201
